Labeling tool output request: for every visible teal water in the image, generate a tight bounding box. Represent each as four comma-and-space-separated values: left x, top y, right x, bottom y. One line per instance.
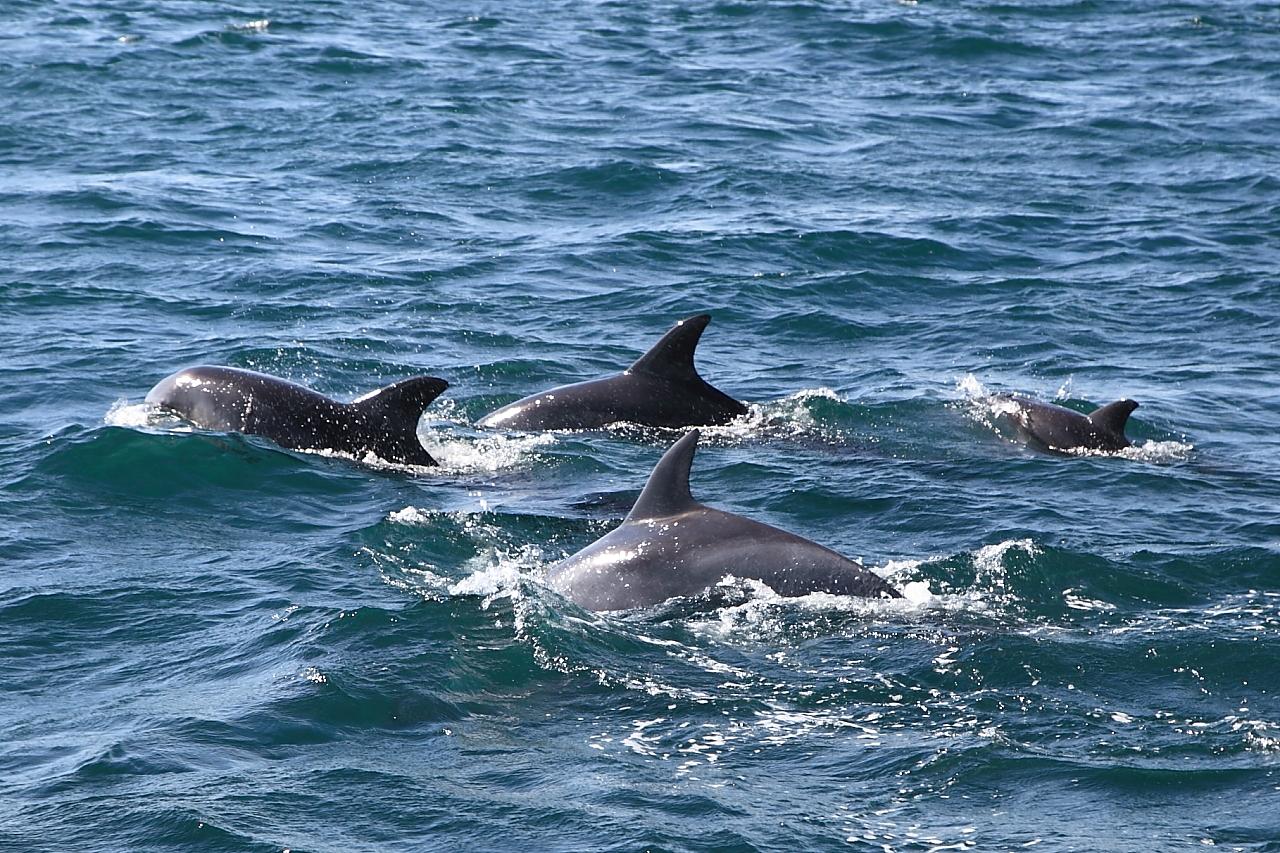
3, 1, 1279, 850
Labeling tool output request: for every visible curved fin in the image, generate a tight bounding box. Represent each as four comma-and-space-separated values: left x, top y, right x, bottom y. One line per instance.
351, 376, 449, 466
351, 376, 449, 416
627, 429, 700, 520
627, 314, 711, 382
1088, 399, 1138, 436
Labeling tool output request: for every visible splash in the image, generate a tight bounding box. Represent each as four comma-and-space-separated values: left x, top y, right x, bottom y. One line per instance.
386, 505, 509, 546
383, 505, 549, 604
1240, 720, 1280, 753
418, 396, 559, 473
420, 431, 556, 474
387, 506, 435, 525
104, 399, 192, 431
104, 399, 153, 428
954, 374, 1020, 435
955, 373, 988, 400
419, 395, 470, 426
683, 570, 939, 642
957, 373, 1018, 412
302, 447, 439, 474
1071, 439, 1193, 464
684, 538, 1056, 638
448, 550, 541, 602
699, 387, 851, 444
973, 538, 1041, 581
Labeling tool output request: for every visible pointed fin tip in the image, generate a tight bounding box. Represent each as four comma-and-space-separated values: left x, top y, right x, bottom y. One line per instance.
627, 429, 700, 520
627, 314, 713, 380
352, 376, 449, 410
350, 377, 449, 436
1088, 398, 1138, 434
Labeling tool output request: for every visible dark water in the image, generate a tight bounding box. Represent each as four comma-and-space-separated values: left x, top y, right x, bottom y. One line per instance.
3, 1, 1279, 850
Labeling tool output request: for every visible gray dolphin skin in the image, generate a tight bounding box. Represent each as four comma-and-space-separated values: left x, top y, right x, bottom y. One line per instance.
145, 366, 448, 466
549, 430, 902, 611
476, 314, 747, 431
998, 395, 1139, 452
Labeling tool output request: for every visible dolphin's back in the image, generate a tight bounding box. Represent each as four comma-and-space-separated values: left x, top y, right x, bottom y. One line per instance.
476, 314, 746, 430
147, 366, 340, 434
1004, 395, 1135, 452
551, 506, 899, 611
481, 371, 741, 431
146, 365, 447, 465
550, 430, 901, 611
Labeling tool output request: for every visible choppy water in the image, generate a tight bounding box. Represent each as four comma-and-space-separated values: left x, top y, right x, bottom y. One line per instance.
3, 1, 1280, 850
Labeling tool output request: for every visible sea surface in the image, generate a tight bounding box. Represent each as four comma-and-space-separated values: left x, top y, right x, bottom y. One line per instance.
3, 1, 1279, 850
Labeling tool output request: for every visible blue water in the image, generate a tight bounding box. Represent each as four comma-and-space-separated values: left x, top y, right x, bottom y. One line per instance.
3, 1, 1280, 850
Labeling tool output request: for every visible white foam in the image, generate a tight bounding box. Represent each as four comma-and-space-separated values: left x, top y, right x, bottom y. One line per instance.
899, 580, 935, 606
448, 556, 530, 601
305, 447, 439, 474
1076, 439, 1194, 464
378, 507, 549, 608
955, 374, 1015, 435
589, 700, 895, 773
683, 570, 945, 642
699, 387, 848, 443
1065, 591, 1117, 612
104, 399, 152, 428
955, 373, 988, 399
104, 399, 193, 431
420, 431, 556, 474
387, 506, 433, 525
660, 534, 1057, 640
383, 504, 548, 601
1241, 721, 1280, 753
689, 538, 1054, 633
385, 506, 513, 551
309, 431, 555, 475
973, 538, 1040, 577
417, 397, 559, 472
786, 387, 844, 403
301, 666, 327, 685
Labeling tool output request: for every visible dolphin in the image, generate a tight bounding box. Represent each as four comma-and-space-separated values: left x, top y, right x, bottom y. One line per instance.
549, 429, 902, 611
996, 395, 1139, 453
145, 365, 448, 466
476, 314, 747, 431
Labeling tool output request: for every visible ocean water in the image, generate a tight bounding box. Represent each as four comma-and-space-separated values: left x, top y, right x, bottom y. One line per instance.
3, 0, 1279, 850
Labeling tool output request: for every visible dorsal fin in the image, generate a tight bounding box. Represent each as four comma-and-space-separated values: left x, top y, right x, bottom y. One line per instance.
627, 429, 701, 520
626, 314, 711, 382
350, 376, 449, 466
1088, 399, 1138, 436
351, 376, 449, 419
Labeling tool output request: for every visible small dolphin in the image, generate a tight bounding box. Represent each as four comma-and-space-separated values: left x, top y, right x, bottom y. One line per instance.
997, 395, 1139, 453
549, 429, 901, 611
146, 365, 448, 466
476, 314, 747, 431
